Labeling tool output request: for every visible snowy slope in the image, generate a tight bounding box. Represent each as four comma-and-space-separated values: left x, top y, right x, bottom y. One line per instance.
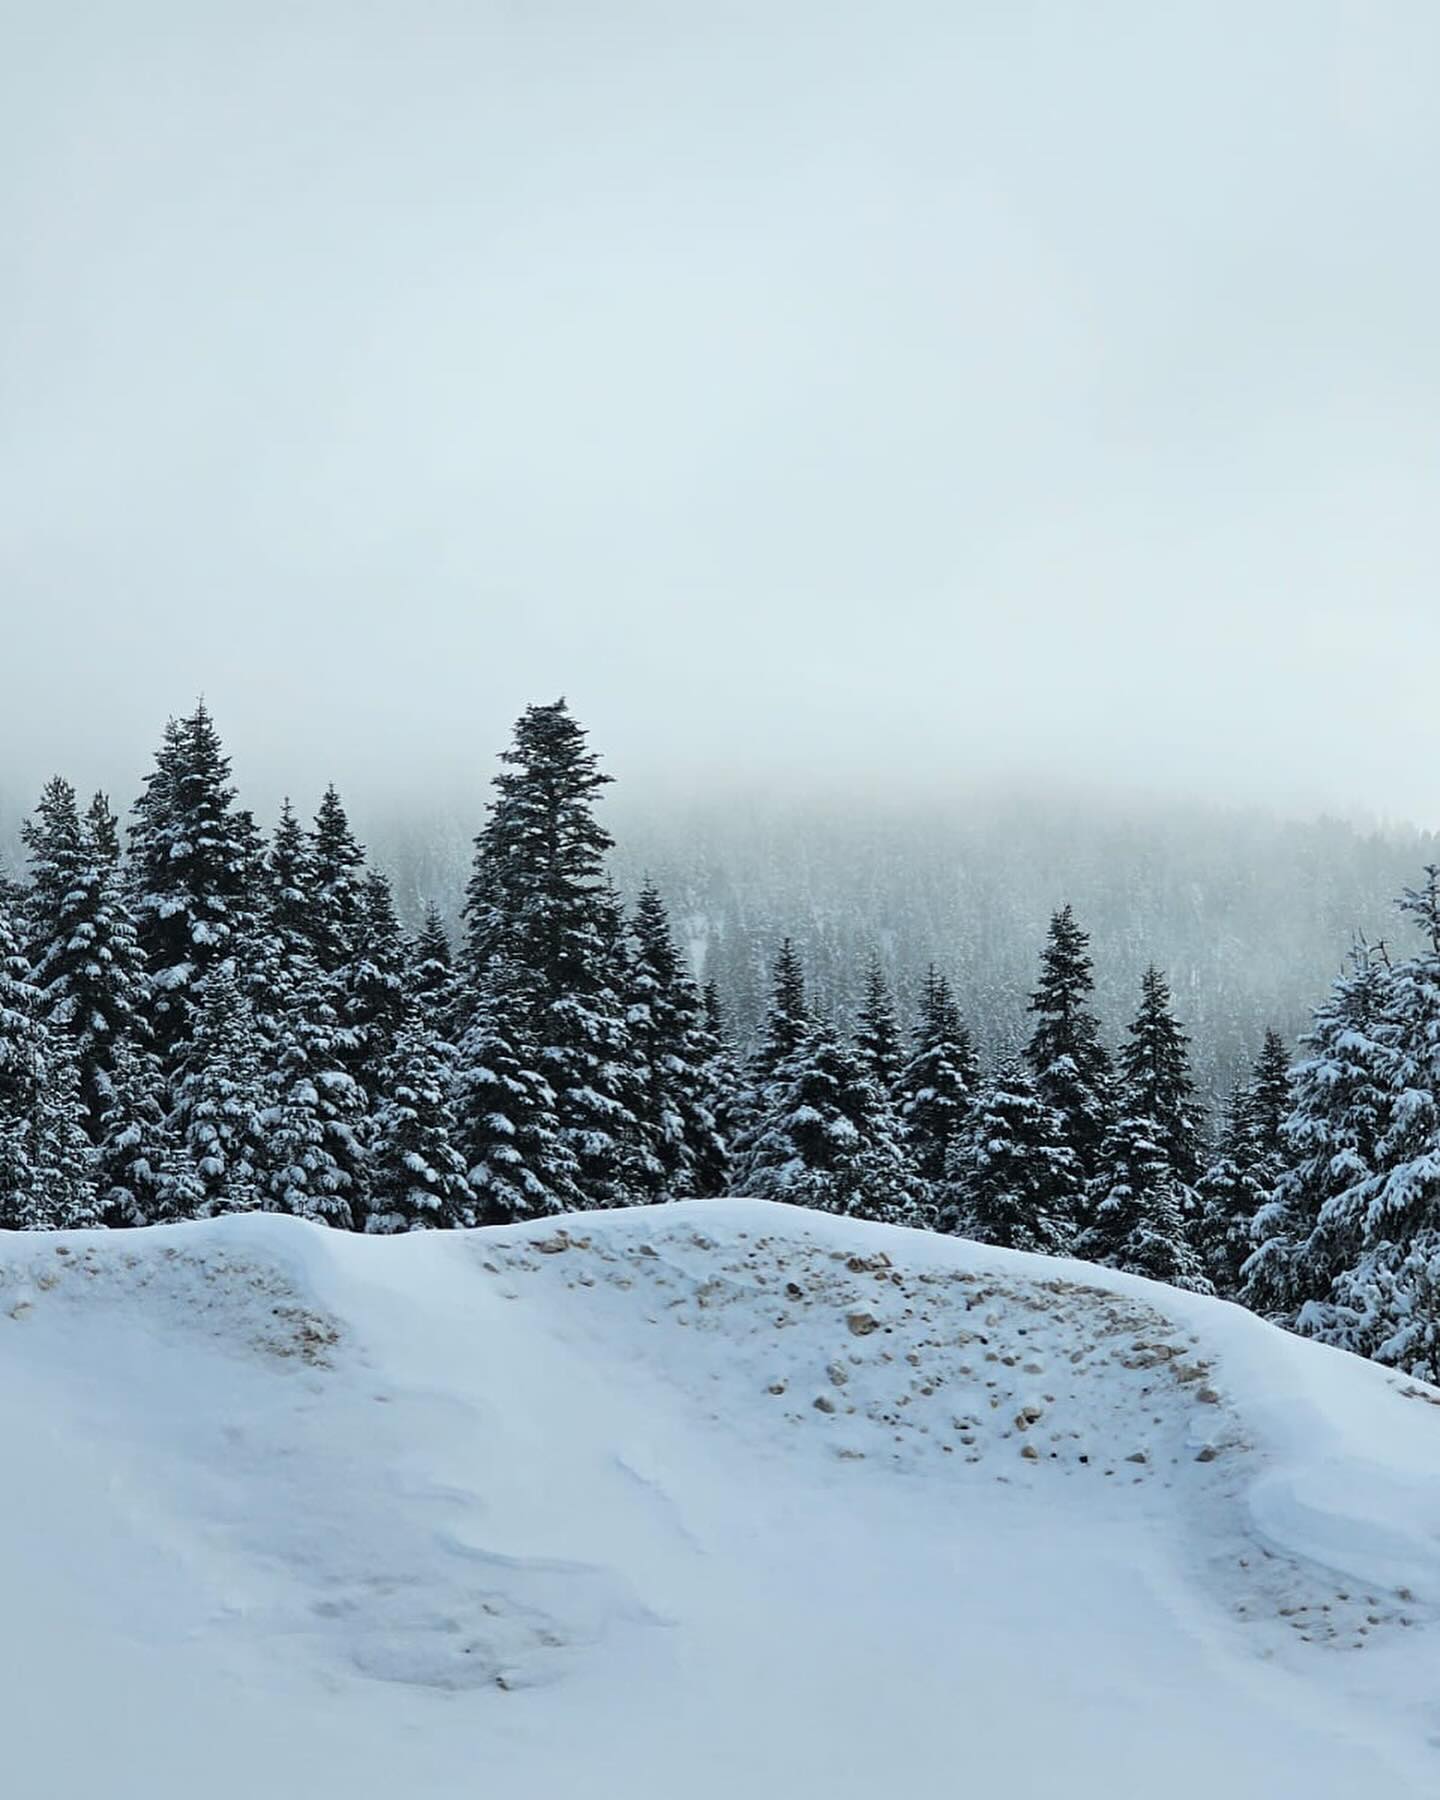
2, 1202, 1438, 1799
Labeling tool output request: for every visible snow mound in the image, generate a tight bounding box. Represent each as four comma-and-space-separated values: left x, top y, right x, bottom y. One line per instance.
3, 1200, 1439, 1798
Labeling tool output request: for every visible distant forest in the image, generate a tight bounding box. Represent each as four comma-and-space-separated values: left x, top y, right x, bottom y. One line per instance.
370, 781, 1438, 1105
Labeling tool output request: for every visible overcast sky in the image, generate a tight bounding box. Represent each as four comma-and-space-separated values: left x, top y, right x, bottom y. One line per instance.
3, 1, 1439, 827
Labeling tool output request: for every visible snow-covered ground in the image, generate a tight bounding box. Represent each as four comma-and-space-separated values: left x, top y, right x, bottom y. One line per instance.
3, 1200, 1438, 1798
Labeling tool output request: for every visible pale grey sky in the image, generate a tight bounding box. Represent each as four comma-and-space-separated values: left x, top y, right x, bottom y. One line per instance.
3, 1, 1439, 824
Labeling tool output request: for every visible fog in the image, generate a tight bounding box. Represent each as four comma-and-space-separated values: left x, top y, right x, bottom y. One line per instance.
4, 2, 1439, 827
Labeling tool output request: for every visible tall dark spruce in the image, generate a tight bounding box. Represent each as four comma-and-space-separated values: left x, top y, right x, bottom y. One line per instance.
463, 700, 637, 1206
1025, 905, 1114, 1189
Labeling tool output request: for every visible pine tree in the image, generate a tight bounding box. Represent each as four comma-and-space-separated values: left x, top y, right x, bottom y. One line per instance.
453, 956, 581, 1223
309, 785, 367, 976
161, 966, 266, 1219
897, 967, 978, 1186
366, 1007, 474, 1233
1079, 970, 1210, 1291
1080, 1109, 1210, 1292
129, 703, 265, 1063
626, 884, 728, 1199
854, 958, 903, 1099
22, 782, 153, 1139
698, 979, 743, 1166
1118, 967, 1204, 1190
263, 800, 319, 996
750, 939, 810, 1083
1025, 905, 1114, 1186
344, 869, 409, 1084
410, 903, 459, 1018
94, 1027, 171, 1226
733, 1016, 925, 1224
0, 893, 99, 1229
260, 966, 369, 1229
1195, 1081, 1269, 1297
945, 1057, 1082, 1252
1244, 945, 1389, 1325
462, 701, 638, 1205
1317, 873, 1440, 1373
1248, 1028, 1292, 1165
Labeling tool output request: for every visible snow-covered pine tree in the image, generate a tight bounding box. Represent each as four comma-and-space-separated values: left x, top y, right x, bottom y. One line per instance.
1247, 1028, 1292, 1166
733, 1016, 926, 1225
461, 700, 638, 1206
93, 1026, 171, 1226
409, 903, 459, 1018
1316, 872, 1440, 1375
897, 967, 978, 1187
854, 958, 904, 1100
1025, 905, 1114, 1187
309, 785, 367, 977
1195, 1080, 1270, 1297
699, 979, 744, 1155
1079, 1108, 1211, 1293
344, 869, 409, 1084
625, 883, 728, 1200
453, 955, 582, 1224
0, 896, 98, 1229
943, 1056, 1081, 1253
161, 965, 266, 1219
1078, 968, 1211, 1292
129, 702, 265, 1062
1244, 944, 1389, 1324
259, 962, 369, 1230
22, 781, 155, 1140
1118, 966, 1204, 1192
262, 800, 319, 994
366, 1005, 474, 1233
749, 938, 810, 1084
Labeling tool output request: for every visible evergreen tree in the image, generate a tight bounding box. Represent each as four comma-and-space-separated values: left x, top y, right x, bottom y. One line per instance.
626, 884, 728, 1199
897, 967, 978, 1185
733, 1016, 925, 1224
161, 966, 266, 1219
1244, 945, 1389, 1323
1316, 873, 1440, 1372
1248, 1028, 1292, 1165
1025, 905, 1113, 1185
260, 966, 368, 1229
1080, 1109, 1211, 1293
1118, 967, 1204, 1190
129, 702, 264, 1061
344, 869, 409, 1083
309, 785, 367, 976
94, 1028, 171, 1226
854, 958, 903, 1099
1195, 1081, 1269, 1297
750, 939, 810, 1083
22, 782, 153, 1139
461, 701, 638, 1205
698, 978, 743, 1165
263, 800, 319, 996
366, 1007, 474, 1233
944, 1056, 1082, 1252
453, 956, 581, 1223
410, 904, 458, 1016
0, 897, 98, 1229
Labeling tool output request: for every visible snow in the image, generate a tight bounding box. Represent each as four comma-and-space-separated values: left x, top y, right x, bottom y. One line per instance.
3, 1199, 1439, 1797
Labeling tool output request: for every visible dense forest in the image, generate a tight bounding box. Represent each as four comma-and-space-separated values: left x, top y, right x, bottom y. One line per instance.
3, 699, 1440, 1383
368, 785, 1438, 1107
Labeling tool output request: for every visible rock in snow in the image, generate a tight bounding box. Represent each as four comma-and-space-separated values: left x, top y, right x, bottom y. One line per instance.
1, 1198, 1438, 1798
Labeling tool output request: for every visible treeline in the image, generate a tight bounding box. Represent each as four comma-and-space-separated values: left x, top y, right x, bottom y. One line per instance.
1, 698, 1438, 1384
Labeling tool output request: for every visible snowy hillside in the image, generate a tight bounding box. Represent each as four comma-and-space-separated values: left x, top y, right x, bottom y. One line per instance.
4, 1202, 1439, 1798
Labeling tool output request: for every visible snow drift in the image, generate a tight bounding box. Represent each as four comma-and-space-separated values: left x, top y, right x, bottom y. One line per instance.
2, 1199, 1438, 1798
